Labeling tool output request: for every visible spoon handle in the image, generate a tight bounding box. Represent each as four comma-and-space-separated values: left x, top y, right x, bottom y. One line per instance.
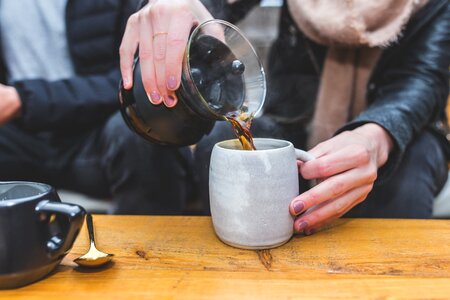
86, 213, 96, 245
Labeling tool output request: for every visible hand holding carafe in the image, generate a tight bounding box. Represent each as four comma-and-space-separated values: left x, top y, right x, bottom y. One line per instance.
118, 2, 266, 147
119, 0, 215, 108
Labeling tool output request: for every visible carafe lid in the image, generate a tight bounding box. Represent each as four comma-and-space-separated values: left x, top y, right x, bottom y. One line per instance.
185, 20, 266, 119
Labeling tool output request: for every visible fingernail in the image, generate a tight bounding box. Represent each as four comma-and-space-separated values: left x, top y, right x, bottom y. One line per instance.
292, 201, 305, 214
296, 221, 308, 232
305, 228, 316, 236
167, 76, 177, 90
164, 95, 177, 107
149, 91, 161, 104
123, 77, 130, 88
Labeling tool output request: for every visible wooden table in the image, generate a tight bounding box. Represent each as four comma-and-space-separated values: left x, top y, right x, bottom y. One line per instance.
2, 216, 450, 299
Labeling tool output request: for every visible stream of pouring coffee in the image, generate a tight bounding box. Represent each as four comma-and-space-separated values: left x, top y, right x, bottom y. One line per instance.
226, 112, 256, 150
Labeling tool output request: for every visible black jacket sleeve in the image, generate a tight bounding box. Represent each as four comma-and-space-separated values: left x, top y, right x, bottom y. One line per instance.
336, 1, 450, 179
13, 69, 120, 131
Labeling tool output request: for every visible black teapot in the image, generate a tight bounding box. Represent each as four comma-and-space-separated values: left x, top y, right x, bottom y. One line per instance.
119, 20, 266, 147
0, 182, 85, 289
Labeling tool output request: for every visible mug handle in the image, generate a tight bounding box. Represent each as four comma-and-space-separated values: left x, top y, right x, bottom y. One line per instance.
295, 148, 315, 162
35, 200, 86, 259
295, 148, 319, 189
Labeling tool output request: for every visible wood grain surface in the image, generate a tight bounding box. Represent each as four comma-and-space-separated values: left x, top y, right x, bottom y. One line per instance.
1, 216, 450, 299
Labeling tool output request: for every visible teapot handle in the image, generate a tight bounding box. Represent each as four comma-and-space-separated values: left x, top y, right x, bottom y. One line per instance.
35, 200, 86, 259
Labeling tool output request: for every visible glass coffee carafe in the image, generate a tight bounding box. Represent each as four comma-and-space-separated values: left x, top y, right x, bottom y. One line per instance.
119, 20, 266, 147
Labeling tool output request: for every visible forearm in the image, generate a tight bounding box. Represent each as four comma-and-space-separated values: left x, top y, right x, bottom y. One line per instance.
339, 70, 448, 176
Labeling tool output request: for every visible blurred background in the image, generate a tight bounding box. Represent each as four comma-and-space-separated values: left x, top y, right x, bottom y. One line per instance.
58, 0, 450, 218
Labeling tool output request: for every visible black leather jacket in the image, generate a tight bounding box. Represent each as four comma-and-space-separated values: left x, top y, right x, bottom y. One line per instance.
219, 0, 450, 177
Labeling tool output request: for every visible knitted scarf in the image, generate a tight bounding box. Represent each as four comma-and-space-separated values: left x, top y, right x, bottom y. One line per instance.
286, 0, 428, 148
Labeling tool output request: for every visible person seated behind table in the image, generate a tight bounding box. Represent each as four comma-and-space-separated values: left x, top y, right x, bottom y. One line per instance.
0, 0, 195, 215
119, 0, 450, 231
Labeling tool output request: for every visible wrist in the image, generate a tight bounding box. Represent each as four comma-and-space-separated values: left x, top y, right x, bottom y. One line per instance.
7, 86, 22, 118
354, 123, 393, 166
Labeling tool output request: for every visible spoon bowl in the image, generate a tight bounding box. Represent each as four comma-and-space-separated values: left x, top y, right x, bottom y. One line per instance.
74, 214, 114, 267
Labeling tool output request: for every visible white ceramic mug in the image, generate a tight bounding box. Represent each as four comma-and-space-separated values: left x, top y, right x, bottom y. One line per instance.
209, 138, 314, 249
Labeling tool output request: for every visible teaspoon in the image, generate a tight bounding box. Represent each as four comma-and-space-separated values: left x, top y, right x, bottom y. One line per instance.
74, 213, 114, 267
